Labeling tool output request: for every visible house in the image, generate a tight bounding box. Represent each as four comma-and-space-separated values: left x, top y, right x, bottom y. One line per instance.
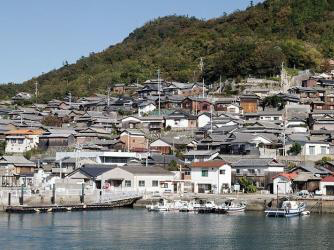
232, 158, 285, 190
286, 134, 330, 157
120, 129, 148, 152
164, 110, 197, 129
38, 129, 76, 151
184, 150, 219, 164
140, 116, 164, 132
197, 112, 212, 128
97, 166, 175, 192
239, 94, 260, 113
190, 160, 231, 194
272, 173, 298, 194
112, 84, 125, 95
150, 138, 172, 154
5, 129, 44, 153
0, 155, 36, 175
138, 101, 156, 117
121, 116, 142, 129
66, 165, 116, 189
75, 128, 112, 144
319, 175, 334, 195
292, 172, 322, 192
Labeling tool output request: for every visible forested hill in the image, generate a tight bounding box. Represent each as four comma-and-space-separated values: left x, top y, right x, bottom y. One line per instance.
1, 0, 334, 102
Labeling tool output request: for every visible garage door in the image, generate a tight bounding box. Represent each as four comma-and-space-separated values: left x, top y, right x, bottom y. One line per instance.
326, 186, 334, 195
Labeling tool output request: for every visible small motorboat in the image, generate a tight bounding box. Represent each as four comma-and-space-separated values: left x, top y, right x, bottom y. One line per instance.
146, 199, 171, 212
265, 200, 305, 217
221, 199, 246, 213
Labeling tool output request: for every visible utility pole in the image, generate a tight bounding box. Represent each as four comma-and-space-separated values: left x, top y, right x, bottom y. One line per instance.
158, 69, 161, 116
35, 81, 38, 103
69, 92, 72, 106
200, 58, 205, 98
219, 75, 222, 93
107, 87, 111, 107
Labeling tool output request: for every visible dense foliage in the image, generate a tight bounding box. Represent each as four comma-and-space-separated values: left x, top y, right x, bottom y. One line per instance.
287, 142, 302, 155
1, 0, 334, 102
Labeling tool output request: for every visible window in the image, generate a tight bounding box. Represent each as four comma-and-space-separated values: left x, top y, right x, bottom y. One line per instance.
248, 169, 256, 174
185, 171, 191, 176
152, 180, 159, 187
309, 146, 315, 155
161, 183, 168, 188
321, 146, 327, 155
139, 180, 145, 187
17, 139, 24, 144
201, 169, 208, 177
236, 169, 241, 174
125, 180, 131, 187
132, 139, 135, 143
274, 117, 279, 120
219, 169, 225, 175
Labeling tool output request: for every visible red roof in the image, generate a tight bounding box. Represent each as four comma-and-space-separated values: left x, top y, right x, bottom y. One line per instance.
191, 160, 227, 168
321, 175, 334, 182
273, 172, 298, 180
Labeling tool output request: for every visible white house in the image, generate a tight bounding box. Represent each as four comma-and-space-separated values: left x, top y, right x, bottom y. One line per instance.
66, 165, 175, 193
197, 113, 211, 128
164, 110, 197, 129
272, 173, 297, 194
138, 101, 156, 117
103, 166, 175, 193
226, 104, 241, 114
5, 129, 44, 153
319, 175, 334, 195
190, 160, 231, 194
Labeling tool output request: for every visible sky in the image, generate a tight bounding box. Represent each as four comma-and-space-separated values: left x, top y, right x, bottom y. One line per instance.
0, 0, 263, 83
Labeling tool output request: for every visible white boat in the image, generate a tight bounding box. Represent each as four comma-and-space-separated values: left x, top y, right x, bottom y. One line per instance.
265, 200, 305, 217
146, 199, 171, 212
220, 199, 246, 213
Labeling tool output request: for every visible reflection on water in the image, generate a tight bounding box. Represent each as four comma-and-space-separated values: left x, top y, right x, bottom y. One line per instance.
0, 209, 333, 250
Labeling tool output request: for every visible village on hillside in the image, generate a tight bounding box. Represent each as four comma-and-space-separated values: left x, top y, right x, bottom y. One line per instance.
2, 66, 334, 200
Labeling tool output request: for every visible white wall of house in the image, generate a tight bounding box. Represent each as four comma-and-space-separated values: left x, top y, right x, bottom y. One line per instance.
101, 168, 175, 193
273, 176, 293, 194
165, 118, 189, 128
197, 114, 210, 128
259, 115, 282, 121
319, 181, 334, 195
138, 104, 156, 117
303, 143, 329, 156
226, 104, 240, 114
5, 135, 40, 153
190, 164, 231, 194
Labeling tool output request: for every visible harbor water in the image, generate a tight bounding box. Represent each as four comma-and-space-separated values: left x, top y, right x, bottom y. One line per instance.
0, 208, 333, 249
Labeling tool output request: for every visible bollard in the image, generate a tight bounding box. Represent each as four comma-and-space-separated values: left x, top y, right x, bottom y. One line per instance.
51, 184, 56, 204
19, 184, 24, 205
8, 193, 11, 206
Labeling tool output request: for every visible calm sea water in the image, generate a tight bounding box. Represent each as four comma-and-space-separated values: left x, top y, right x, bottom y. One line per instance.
0, 209, 333, 250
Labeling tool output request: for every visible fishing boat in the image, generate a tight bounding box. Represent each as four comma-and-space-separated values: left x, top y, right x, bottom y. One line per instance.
265, 200, 305, 217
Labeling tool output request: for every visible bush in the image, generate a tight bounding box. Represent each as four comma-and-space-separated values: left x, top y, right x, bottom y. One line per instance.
287, 143, 302, 156
239, 177, 257, 193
